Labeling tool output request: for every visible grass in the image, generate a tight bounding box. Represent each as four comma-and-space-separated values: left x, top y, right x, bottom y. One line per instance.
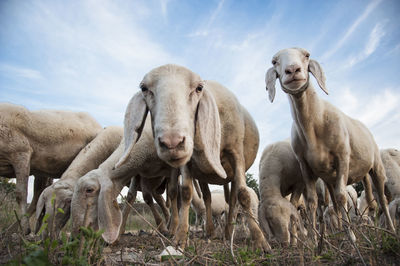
0, 182, 399, 265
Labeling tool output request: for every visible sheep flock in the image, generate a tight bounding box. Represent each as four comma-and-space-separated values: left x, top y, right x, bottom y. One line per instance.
0, 47, 399, 264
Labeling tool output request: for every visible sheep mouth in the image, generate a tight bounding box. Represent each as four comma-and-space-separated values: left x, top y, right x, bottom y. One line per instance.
284, 78, 306, 85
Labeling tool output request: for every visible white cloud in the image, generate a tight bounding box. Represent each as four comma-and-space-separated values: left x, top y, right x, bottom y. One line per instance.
0, 63, 43, 80
188, 0, 225, 38
321, 0, 383, 60
345, 22, 385, 67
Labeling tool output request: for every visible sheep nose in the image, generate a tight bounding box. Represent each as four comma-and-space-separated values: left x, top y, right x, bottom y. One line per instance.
285, 65, 301, 75
158, 134, 185, 149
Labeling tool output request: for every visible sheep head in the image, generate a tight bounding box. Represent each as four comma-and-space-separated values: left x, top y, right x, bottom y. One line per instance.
265, 47, 328, 102
116, 64, 226, 179
70, 169, 122, 244
35, 180, 74, 238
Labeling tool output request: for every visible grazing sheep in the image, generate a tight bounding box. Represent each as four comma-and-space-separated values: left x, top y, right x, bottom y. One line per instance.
258, 140, 305, 246
115, 64, 269, 250
381, 148, 400, 202
264, 48, 395, 236
0, 103, 102, 234
35, 126, 123, 238
70, 116, 177, 243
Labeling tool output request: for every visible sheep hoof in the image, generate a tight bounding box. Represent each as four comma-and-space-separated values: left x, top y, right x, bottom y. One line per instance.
254, 238, 271, 252
173, 230, 188, 249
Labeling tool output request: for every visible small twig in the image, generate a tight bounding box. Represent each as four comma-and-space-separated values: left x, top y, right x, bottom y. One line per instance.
345, 225, 366, 266
13, 210, 23, 233
119, 193, 194, 263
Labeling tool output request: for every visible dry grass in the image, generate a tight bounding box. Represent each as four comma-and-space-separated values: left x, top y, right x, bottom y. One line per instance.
0, 186, 398, 265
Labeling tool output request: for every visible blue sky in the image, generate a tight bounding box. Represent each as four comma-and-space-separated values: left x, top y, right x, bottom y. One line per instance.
1, 0, 400, 197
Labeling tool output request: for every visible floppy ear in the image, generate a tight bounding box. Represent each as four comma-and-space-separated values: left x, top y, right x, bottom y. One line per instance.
195, 88, 227, 179
97, 177, 122, 243
115, 92, 148, 168
265, 68, 278, 102
34, 192, 46, 234
309, 59, 328, 95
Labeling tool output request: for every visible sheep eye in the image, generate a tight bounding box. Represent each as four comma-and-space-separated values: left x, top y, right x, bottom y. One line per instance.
86, 188, 94, 194
140, 84, 148, 92
305, 53, 310, 58
196, 84, 203, 93
272, 60, 277, 65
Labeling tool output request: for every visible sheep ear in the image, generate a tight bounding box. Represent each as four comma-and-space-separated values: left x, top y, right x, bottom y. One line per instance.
97, 177, 122, 243
115, 92, 148, 168
195, 88, 227, 179
34, 192, 46, 234
265, 68, 277, 102
309, 59, 328, 95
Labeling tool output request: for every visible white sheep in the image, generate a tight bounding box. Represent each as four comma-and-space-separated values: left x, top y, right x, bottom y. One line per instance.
258, 140, 305, 246
115, 64, 269, 250
0, 103, 102, 234
265, 48, 395, 237
35, 126, 123, 238
70, 116, 177, 243
380, 148, 400, 202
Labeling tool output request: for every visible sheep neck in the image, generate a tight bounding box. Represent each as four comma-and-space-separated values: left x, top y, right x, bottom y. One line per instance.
287, 83, 323, 145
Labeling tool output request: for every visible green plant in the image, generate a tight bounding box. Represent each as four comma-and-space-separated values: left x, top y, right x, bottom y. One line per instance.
246, 173, 260, 200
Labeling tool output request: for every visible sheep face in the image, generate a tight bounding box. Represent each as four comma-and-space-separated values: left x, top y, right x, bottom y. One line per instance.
35, 181, 73, 238
70, 169, 122, 243
139, 65, 202, 167
116, 64, 226, 179
265, 48, 328, 102
70, 170, 101, 234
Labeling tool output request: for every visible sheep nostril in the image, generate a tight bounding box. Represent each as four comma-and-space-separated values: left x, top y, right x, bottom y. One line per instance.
295, 67, 301, 73
285, 69, 292, 75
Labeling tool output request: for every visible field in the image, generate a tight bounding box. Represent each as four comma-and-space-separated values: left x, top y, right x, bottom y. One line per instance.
0, 181, 399, 265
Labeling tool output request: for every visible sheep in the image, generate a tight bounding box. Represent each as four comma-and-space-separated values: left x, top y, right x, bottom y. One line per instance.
35, 126, 123, 239
115, 64, 269, 251
70, 116, 178, 243
0, 103, 102, 234
258, 140, 305, 246
381, 148, 400, 202
358, 148, 400, 222
235, 186, 259, 239
264, 47, 395, 237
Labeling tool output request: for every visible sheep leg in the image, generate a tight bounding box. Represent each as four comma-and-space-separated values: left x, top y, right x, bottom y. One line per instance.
199, 181, 216, 239
233, 153, 270, 251
144, 190, 168, 235
298, 159, 318, 242
326, 184, 339, 231
13, 151, 32, 235
119, 177, 138, 237
225, 180, 237, 241
370, 165, 396, 232
173, 165, 193, 248
167, 170, 179, 235
26, 175, 51, 217
362, 174, 377, 215
152, 192, 170, 231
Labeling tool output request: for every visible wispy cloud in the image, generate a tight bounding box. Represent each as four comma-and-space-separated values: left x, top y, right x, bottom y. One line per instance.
0, 63, 43, 79
345, 22, 386, 67
160, 0, 170, 21
188, 0, 225, 38
321, 0, 383, 60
